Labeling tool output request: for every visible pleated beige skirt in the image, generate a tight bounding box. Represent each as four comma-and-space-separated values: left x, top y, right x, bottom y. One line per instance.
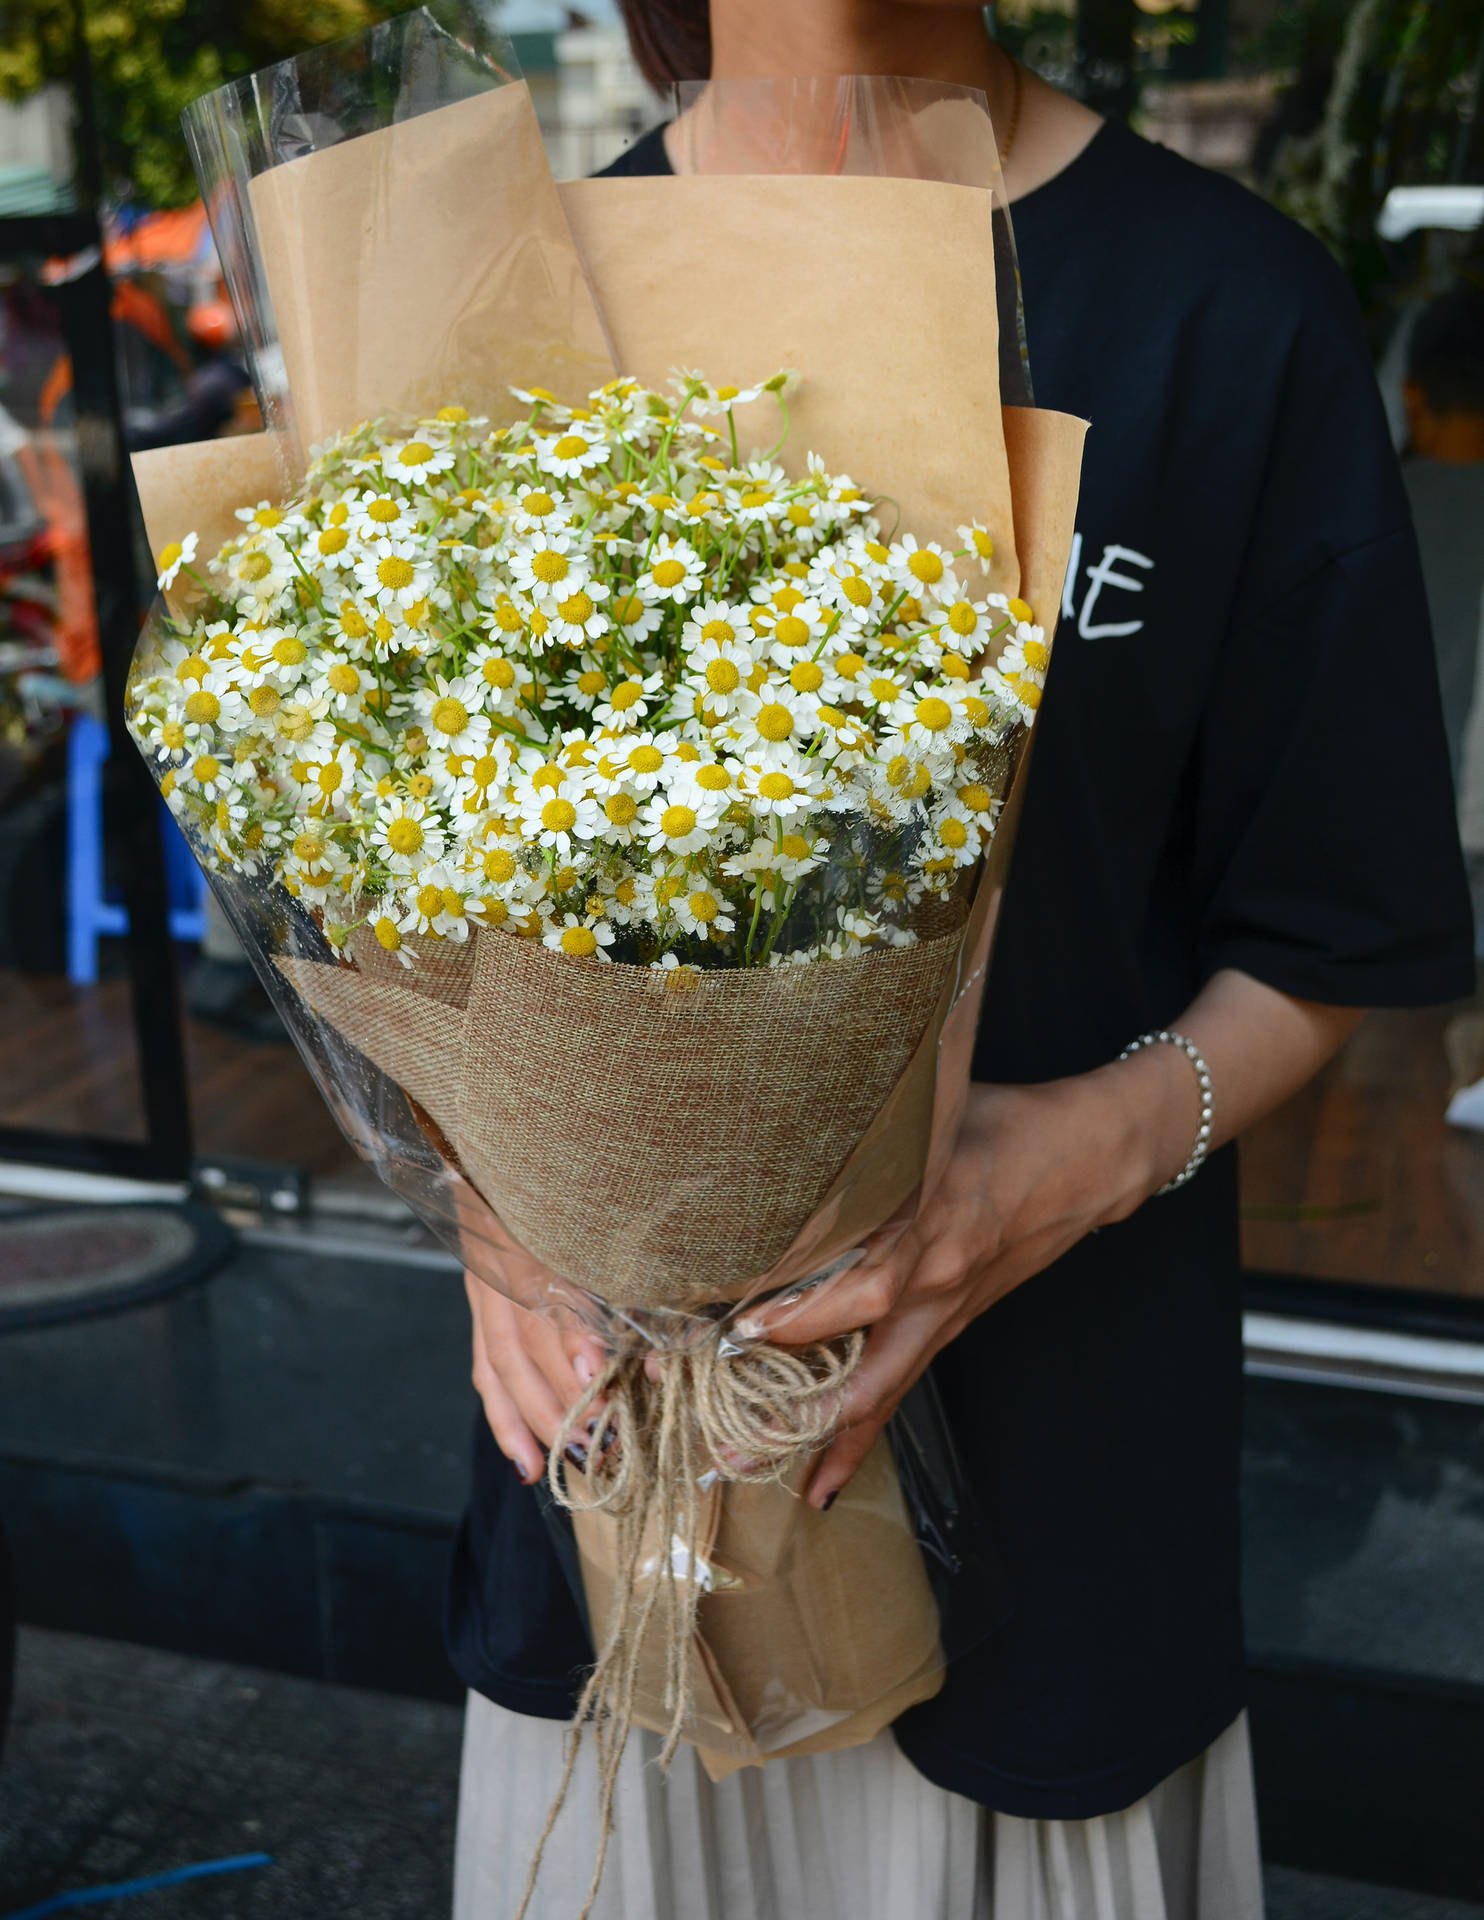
453, 1694, 1264, 1920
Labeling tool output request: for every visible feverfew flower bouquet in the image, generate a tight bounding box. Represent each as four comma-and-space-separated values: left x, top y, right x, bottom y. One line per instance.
130, 372, 1046, 982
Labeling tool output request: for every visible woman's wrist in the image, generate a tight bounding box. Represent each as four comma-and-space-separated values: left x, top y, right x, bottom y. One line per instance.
1083, 1042, 1207, 1216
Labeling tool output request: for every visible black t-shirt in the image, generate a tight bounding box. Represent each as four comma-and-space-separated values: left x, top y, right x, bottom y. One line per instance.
445, 119, 1474, 1817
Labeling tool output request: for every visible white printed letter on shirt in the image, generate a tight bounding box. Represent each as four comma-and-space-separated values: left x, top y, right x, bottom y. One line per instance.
1078, 543, 1154, 640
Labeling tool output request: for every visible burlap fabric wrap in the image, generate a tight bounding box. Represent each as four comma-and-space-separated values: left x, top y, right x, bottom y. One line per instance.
130, 68, 1087, 1788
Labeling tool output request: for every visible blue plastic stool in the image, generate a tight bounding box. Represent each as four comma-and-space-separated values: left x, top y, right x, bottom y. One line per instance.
66, 710, 207, 984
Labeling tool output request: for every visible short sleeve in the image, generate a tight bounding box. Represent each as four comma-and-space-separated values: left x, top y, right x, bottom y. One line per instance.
1190, 281, 1474, 1006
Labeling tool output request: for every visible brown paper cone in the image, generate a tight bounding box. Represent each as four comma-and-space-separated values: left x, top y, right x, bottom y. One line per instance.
132, 430, 291, 595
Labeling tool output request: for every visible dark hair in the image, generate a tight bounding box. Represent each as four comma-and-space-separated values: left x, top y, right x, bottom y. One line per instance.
617, 0, 711, 89
1407, 286, 1484, 417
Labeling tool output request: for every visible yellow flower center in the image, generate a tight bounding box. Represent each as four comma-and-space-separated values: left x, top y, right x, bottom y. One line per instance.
562, 925, 599, 957
706, 659, 740, 693
780, 833, 812, 860
689, 891, 720, 923
605, 792, 638, 825
471, 754, 501, 786
316, 764, 343, 794
1023, 639, 1050, 671
532, 550, 569, 584
387, 818, 424, 855
787, 502, 814, 527
176, 654, 207, 684
908, 549, 944, 583
865, 541, 889, 564
628, 745, 663, 774
695, 764, 730, 791
238, 552, 272, 582
577, 670, 605, 696
940, 818, 969, 849
244, 686, 278, 720
160, 720, 186, 749
869, 677, 900, 704
438, 405, 469, 422
376, 556, 414, 592
373, 916, 402, 951
533, 764, 565, 792
404, 598, 430, 630
958, 783, 993, 814
184, 689, 220, 725
416, 884, 443, 917
772, 615, 809, 649
293, 832, 324, 863
494, 600, 524, 634
701, 619, 735, 644
740, 488, 771, 509
841, 575, 872, 608
273, 636, 306, 666
431, 696, 469, 736
523, 491, 556, 516
484, 847, 517, 882
651, 558, 686, 589
557, 590, 595, 625
947, 602, 978, 636
483, 656, 516, 688
1008, 597, 1035, 624
193, 754, 220, 783
483, 898, 509, 925
318, 527, 349, 554
397, 441, 434, 467
915, 697, 953, 732
612, 594, 645, 627
158, 541, 183, 570
341, 605, 368, 639
552, 435, 589, 460
835, 652, 865, 680
903, 764, 932, 799
758, 771, 795, 801
789, 661, 824, 693
615, 878, 637, 905
756, 703, 793, 742
964, 694, 992, 725
610, 681, 644, 711
660, 804, 697, 839
541, 797, 577, 833
940, 652, 970, 681
367, 498, 401, 523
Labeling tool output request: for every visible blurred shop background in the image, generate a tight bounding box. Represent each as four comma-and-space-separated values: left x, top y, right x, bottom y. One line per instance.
0, 2, 1482, 1916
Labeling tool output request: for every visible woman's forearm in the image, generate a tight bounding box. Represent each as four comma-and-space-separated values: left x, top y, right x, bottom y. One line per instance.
1091, 967, 1366, 1214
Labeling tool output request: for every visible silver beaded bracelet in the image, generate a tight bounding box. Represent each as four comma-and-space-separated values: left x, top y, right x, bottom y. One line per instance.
1117, 1029, 1214, 1194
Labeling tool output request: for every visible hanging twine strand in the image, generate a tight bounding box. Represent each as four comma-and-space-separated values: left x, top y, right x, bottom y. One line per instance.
513, 1323, 864, 1920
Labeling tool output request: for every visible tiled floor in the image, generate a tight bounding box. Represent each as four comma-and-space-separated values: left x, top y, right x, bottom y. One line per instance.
4, 1630, 1482, 1920
0, 1629, 463, 1919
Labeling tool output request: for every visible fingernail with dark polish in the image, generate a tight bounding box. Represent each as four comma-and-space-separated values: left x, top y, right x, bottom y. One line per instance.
820, 1489, 839, 1512
564, 1442, 589, 1472
521, 1460, 542, 1485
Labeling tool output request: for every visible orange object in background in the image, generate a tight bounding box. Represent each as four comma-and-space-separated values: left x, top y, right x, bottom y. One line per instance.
23, 352, 101, 686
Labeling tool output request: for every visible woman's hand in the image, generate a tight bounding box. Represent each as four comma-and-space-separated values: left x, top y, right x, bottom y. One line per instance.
738, 969, 1365, 1511
739, 1051, 1196, 1510
466, 1272, 608, 1486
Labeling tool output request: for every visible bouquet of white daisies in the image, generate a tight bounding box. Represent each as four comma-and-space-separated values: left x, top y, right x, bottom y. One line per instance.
131, 373, 1043, 984
126, 10, 1085, 1884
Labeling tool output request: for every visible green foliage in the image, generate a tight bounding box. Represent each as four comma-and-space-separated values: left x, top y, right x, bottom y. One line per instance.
0, 0, 405, 206
1258, 0, 1484, 304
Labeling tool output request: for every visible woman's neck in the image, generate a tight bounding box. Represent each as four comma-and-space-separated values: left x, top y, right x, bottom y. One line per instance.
708, 0, 1006, 101
686, 1, 1101, 201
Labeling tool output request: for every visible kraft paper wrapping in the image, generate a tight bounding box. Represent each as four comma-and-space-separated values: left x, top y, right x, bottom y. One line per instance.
247, 83, 614, 447
574, 1433, 944, 1783
132, 430, 290, 596
127, 77, 1086, 1764
559, 174, 1018, 590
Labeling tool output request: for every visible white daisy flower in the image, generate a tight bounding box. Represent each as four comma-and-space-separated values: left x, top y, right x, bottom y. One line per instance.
637, 535, 703, 606
510, 485, 571, 536
384, 435, 457, 481
522, 787, 601, 858
156, 531, 198, 590
540, 908, 615, 961
534, 426, 608, 480
375, 797, 445, 874
593, 671, 666, 731
640, 794, 713, 857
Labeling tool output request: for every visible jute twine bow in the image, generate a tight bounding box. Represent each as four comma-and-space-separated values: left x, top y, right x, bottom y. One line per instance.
514, 1323, 865, 1920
